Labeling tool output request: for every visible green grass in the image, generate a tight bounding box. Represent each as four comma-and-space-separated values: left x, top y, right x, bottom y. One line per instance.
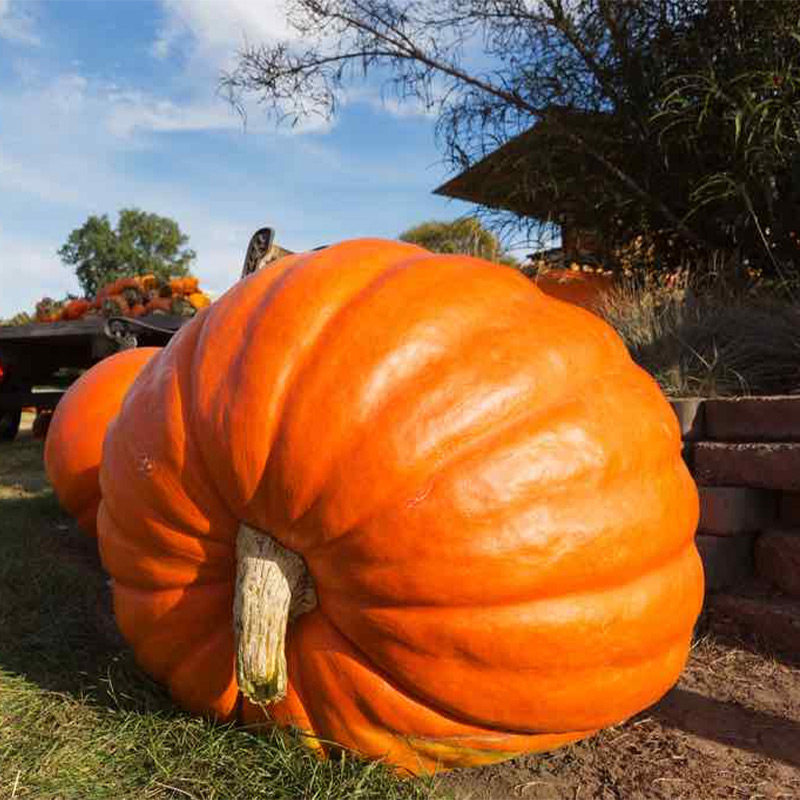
0, 438, 443, 800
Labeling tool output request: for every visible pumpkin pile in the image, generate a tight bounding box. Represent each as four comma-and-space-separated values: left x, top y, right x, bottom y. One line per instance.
45, 238, 703, 776
32, 274, 211, 323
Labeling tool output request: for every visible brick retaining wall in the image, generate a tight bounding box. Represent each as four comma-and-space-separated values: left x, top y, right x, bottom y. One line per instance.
672, 397, 800, 597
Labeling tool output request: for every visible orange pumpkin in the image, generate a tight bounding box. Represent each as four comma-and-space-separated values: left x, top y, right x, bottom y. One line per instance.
535, 269, 614, 311
169, 276, 199, 295
187, 291, 211, 310
97, 239, 702, 774
45, 348, 160, 536
62, 298, 92, 321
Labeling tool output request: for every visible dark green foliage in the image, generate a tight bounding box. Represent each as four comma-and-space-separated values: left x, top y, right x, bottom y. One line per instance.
58, 208, 196, 297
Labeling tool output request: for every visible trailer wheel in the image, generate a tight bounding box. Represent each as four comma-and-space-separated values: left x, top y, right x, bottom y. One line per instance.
0, 409, 21, 441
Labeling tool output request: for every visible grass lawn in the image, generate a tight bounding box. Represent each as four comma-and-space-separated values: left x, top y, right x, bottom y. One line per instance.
1, 418, 799, 799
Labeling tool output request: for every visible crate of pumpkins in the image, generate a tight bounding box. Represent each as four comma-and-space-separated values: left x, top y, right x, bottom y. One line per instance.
34, 275, 211, 323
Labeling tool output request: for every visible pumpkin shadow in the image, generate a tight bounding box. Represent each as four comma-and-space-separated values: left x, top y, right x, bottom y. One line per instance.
650, 686, 800, 769
0, 488, 174, 714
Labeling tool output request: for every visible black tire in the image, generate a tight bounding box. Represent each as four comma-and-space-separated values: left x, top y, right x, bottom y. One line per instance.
0, 409, 22, 441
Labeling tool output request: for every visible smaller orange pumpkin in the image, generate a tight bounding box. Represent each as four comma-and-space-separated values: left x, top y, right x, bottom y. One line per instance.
535, 269, 614, 312
45, 348, 160, 537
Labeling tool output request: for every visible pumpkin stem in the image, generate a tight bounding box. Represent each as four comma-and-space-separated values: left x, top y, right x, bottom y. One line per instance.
234, 523, 317, 705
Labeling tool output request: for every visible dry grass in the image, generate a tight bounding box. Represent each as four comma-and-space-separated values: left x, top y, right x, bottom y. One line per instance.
596, 272, 800, 397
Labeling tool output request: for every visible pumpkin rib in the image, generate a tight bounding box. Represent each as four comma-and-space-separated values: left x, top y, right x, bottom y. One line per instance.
320, 543, 702, 672
113, 583, 234, 683
284, 605, 603, 742
255, 249, 475, 525
166, 624, 239, 720
316, 530, 699, 616
171, 311, 255, 529
306, 448, 693, 608
317, 597, 694, 734
281, 317, 549, 527
188, 256, 310, 524
189, 242, 431, 524
98, 318, 241, 581
298, 362, 675, 566
99, 498, 234, 590
260, 266, 630, 534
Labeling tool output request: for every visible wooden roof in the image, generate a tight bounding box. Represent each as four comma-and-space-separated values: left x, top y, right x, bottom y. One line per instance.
434, 108, 622, 223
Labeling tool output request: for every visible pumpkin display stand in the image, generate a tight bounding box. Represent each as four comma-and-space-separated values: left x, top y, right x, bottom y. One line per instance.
46, 236, 703, 776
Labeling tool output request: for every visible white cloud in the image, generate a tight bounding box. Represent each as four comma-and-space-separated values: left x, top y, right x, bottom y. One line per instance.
105, 91, 242, 138
0, 0, 40, 45
152, 1, 442, 127
154, 0, 296, 64
105, 87, 332, 139
0, 148, 83, 205
342, 86, 440, 120
0, 233, 78, 317
45, 72, 88, 113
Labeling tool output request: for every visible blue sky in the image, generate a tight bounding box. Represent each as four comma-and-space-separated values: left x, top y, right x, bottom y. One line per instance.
0, 0, 489, 317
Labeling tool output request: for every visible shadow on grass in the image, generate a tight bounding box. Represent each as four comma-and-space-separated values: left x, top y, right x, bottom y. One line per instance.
0, 488, 175, 714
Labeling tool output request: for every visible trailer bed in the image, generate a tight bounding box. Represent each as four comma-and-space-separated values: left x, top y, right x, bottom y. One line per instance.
0, 314, 188, 439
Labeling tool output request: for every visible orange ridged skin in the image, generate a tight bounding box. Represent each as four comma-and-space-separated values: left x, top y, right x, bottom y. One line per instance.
535, 270, 613, 311
97, 239, 703, 774
45, 347, 160, 536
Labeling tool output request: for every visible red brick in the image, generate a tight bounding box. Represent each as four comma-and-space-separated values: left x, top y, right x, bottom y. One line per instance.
695, 533, 755, 591
779, 491, 800, 525
698, 486, 776, 536
755, 530, 800, 597
692, 442, 800, 490
704, 396, 800, 442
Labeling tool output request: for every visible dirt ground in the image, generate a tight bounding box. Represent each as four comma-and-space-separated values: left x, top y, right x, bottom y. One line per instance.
6, 413, 800, 799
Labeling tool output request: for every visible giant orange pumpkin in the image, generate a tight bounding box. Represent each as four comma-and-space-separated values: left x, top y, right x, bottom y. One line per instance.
96, 239, 702, 775
45, 347, 160, 536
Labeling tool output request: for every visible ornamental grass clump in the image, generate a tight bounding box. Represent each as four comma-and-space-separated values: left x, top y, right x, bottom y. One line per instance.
597, 266, 800, 397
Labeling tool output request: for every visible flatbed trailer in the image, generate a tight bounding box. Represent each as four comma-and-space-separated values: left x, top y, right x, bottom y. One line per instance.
0, 226, 287, 441
0, 314, 185, 440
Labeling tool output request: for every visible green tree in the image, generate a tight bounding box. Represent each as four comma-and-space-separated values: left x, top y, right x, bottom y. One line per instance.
399, 217, 517, 265
58, 208, 196, 297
